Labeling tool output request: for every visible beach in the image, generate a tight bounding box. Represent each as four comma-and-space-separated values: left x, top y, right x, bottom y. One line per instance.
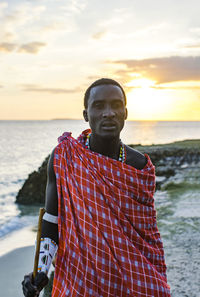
0, 244, 34, 297
0, 224, 57, 297
0, 227, 35, 297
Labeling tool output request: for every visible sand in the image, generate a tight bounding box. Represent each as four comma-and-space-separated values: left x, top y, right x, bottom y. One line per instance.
0, 225, 37, 297
0, 245, 35, 297
0, 225, 56, 297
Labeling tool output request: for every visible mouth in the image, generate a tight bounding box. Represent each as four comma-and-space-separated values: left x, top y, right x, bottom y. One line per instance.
101, 122, 117, 130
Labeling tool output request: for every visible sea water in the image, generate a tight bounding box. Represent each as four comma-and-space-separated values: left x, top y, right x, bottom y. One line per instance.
0, 120, 200, 296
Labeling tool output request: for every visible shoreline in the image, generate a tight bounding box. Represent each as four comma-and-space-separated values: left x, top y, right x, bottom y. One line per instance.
0, 225, 36, 257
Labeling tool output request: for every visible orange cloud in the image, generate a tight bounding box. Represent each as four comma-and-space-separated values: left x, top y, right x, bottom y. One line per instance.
18, 42, 46, 54
92, 30, 107, 40
22, 84, 82, 94
0, 41, 46, 54
0, 42, 17, 52
109, 56, 200, 84
152, 84, 200, 90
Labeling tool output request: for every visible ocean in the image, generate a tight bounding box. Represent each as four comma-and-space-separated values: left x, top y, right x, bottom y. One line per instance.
0, 120, 200, 296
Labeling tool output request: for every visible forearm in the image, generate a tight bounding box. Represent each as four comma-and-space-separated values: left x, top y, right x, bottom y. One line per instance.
37, 212, 59, 275
41, 219, 58, 244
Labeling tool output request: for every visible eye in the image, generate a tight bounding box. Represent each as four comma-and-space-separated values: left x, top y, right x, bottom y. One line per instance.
94, 102, 104, 108
112, 101, 123, 108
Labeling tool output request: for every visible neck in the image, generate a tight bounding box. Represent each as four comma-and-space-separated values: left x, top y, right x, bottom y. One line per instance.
89, 133, 121, 160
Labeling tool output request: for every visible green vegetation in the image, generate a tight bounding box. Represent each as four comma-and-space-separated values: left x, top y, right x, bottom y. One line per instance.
131, 139, 200, 150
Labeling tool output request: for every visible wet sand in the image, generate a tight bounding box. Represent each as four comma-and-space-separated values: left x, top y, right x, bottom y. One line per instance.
0, 245, 35, 297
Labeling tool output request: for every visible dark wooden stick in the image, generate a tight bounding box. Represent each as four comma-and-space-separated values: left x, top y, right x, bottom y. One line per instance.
33, 207, 45, 279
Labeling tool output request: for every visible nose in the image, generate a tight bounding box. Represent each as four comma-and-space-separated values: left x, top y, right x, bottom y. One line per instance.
102, 105, 115, 118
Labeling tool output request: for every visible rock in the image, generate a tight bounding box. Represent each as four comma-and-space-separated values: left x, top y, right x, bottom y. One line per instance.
156, 176, 167, 190
16, 155, 49, 205
156, 166, 175, 178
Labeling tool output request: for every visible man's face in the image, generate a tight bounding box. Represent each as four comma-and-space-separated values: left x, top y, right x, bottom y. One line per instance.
83, 84, 127, 139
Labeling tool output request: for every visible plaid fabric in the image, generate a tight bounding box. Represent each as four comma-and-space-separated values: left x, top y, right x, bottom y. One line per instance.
52, 129, 171, 297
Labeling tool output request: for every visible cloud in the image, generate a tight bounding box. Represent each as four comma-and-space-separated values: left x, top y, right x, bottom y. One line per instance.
0, 42, 17, 52
92, 30, 107, 40
152, 85, 200, 90
0, 2, 8, 14
0, 2, 46, 46
109, 56, 200, 84
183, 43, 200, 49
0, 3, 47, 54
190, 27, 200, 34
17, 42, 46, 54
3, 31, 16, 41
87, 75, 101, 80
2, 4, 46, 29
22, 84, 82, 94
0, 41, 46, 54
61, 0, 87, 15
0, 2, 76, 49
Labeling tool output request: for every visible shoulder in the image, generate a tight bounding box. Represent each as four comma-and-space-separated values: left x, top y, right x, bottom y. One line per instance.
49, 148, 56, 165
125, 145, 147, 170
47, 148, 57, 180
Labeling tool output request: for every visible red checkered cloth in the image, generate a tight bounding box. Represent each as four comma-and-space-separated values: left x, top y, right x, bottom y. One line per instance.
52, 129, 171, 297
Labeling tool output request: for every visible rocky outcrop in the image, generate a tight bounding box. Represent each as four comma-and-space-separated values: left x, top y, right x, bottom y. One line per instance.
16, 139, 200, 204
130, 139, 200, 190
131, 139, 200, 166
16, 156, 49, 204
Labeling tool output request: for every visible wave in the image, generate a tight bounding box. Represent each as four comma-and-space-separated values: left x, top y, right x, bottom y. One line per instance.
0, 215, 37, 238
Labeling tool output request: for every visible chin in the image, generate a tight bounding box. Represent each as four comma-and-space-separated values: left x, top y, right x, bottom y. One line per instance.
99, 130, 120, 139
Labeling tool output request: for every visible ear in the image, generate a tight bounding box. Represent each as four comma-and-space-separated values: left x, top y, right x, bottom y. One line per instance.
125, 107, 128, 120
83, 110, 88, 122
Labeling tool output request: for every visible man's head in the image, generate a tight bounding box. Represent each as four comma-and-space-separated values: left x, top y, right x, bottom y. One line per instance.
83, 78, 127, 139
84, 78, 127, 109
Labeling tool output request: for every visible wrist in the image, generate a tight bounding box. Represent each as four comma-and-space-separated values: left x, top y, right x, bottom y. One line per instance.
37, 237, 58, 275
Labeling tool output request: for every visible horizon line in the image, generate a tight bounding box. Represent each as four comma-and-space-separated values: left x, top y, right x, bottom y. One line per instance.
0, 119, 200, 122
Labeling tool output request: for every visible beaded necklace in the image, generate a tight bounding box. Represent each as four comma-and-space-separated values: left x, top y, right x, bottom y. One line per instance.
85, 133, 126, 163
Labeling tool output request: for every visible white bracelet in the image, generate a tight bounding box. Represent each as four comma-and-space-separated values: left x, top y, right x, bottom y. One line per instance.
37, 237, 58, 275
43, 212, 58, 224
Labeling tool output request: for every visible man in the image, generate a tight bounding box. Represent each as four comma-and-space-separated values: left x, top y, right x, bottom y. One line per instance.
22, 78, 171, 296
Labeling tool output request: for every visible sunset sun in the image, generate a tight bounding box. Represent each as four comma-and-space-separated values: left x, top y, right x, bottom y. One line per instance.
125, 78, 173, 120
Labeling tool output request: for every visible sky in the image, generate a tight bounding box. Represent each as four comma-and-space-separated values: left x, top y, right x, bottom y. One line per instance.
0, 0, 200, 121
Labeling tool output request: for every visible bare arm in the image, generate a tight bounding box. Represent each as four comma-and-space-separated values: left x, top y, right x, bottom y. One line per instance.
41, 148, 59, 244
22, 149, 58, 297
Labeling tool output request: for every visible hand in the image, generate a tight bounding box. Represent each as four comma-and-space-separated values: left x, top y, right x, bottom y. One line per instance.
22, 272, 49, 297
